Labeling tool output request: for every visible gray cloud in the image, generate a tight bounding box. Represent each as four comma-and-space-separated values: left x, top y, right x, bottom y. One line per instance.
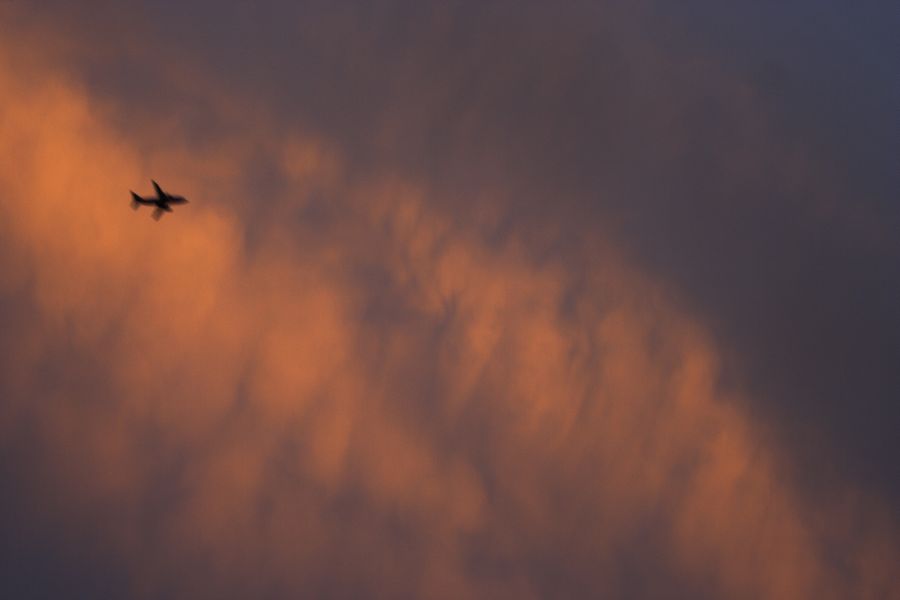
1, 2, 898, 598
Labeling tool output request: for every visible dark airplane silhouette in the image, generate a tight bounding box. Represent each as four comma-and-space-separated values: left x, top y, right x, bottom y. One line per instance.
131, 180, 188, 220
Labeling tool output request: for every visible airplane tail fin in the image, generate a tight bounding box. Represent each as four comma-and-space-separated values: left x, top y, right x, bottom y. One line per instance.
130, 191, 142, 210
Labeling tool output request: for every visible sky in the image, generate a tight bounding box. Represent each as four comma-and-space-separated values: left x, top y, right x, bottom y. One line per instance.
0, 2, 898, 598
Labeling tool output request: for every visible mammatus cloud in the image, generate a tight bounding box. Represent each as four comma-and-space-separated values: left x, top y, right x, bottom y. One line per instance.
0, 12, 897, 600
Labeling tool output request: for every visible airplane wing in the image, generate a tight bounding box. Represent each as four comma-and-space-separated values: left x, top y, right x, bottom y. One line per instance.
152, 180, 165, 199
151, 207, 165, 220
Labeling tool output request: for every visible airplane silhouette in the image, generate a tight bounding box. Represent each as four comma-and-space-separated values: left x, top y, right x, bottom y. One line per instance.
131, 180, 188, 220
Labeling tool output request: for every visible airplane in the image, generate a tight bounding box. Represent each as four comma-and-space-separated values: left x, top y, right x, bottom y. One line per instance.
130, 180, 189, 220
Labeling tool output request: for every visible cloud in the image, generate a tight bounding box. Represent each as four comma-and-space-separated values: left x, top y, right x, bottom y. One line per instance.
0, 6, 897, 599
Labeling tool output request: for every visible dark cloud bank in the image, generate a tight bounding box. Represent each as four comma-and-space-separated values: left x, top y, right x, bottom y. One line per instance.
1, 2, 898, 598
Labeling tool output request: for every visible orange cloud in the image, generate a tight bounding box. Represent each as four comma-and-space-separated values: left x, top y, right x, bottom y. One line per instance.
0, 19, 896, 600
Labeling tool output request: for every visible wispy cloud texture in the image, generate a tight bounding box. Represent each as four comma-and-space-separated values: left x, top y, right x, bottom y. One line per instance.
0, 4, 897, 598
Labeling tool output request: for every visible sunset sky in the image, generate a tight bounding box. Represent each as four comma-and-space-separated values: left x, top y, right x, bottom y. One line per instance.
0, 2, 897, 598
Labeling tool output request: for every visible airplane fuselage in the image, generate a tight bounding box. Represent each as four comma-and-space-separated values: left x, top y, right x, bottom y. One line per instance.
130, 180, 188, 220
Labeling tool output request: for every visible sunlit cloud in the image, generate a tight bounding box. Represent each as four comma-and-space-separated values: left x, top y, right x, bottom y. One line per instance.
0, 8, 897, 600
